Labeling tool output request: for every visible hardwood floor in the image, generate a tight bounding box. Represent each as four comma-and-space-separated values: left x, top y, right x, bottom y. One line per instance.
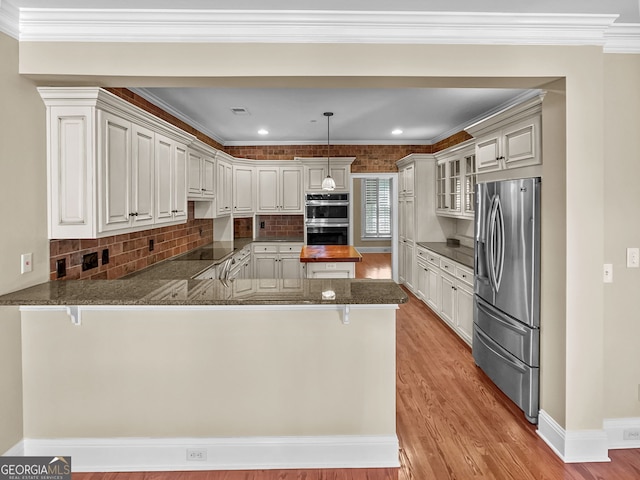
73, 254, 640, 480
355, 253, 392, 279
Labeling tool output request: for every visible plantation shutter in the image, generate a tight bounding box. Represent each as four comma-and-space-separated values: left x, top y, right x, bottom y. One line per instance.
363, 178, 391, 238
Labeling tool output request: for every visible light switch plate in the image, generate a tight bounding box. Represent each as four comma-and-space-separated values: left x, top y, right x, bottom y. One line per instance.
603, 263, 613, 283
627, 248, 639, 268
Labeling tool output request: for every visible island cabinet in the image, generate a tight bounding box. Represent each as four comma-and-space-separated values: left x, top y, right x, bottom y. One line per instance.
39, 87, 195, 239
465, 93, 545, 174
256, 164, 304, 213
300, 245, 362, 279
187, 142, 216, 201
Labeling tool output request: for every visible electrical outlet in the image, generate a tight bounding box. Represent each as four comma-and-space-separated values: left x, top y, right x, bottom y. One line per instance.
186, 448, 207, 461
603, 263, 613, 283
623, 429, 640, 441
627, 248, 640, 268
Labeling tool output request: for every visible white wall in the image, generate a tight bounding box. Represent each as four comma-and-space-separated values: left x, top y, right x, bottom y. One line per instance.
0, 32, 49, 454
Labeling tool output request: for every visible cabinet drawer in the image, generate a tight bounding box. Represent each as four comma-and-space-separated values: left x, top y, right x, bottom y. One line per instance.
253, 244, 278, 254
425, 251, 440, 267
279, 243, 303, 254
440, 258, 456, 275
416, 247, 429, 263
455, 264, 473, 286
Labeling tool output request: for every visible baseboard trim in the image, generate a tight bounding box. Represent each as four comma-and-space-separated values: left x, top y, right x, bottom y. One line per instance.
354, 246, 391, 253
537, 410, 610, 463
21, 435, 399, 472
3, 440, 25, 456
604, 417, 640, 450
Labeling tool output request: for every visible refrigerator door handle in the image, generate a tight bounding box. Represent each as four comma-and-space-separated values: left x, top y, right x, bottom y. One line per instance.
495, 195, 505, 291
487, 195, 499, 293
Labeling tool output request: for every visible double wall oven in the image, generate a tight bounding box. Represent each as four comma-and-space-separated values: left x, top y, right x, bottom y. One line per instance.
305, 193, 349, 245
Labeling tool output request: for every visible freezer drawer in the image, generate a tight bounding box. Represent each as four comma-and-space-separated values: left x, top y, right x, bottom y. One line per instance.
473, 324, 539, 423
475, 296, 539, 367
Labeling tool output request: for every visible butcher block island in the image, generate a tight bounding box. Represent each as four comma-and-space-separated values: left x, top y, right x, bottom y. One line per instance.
300, 245, 363, 278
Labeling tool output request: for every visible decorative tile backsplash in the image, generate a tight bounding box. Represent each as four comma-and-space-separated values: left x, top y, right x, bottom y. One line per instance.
49, 202, 213, 280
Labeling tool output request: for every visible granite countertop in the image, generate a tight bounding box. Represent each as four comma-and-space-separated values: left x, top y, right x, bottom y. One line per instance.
0, 237, 406, 306
417, 242, 474, 269
0, 278, 407, 306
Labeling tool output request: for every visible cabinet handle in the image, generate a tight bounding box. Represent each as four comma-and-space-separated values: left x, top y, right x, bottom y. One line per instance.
201, 188, 205, 191
129, 212, 138, 217
497, 156, 505, 160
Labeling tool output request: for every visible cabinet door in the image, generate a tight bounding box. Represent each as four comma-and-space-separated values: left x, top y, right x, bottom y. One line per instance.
463, 154, 476, 218
448, 158, 462, 215
172, 143, 188, 220
305, 165, 327, 191
425, 265, 440, 312
256, 167, 280, 212
281, 167, 303, 212
330, 165, 349, 191
254, 254, 278, 279
233, 165, 254, 214
435, 161, 447, 213
503, 116, 541, 169
280, 254, 303, 279
398, 240, 406, 284
416, 262, 428, 301
400, 164, 414, 196
187, 151, 203, 196
216, 160, 232, 216
404, 197, 415, 243
130, 123, 155, 227
404, 242, 415, 291
155, 133, 174, 223
439, 272, 456, 328
100, 111, 132, 232
202, 156, 215, 198
456, 282, 474, 345
475, 134, 502, 173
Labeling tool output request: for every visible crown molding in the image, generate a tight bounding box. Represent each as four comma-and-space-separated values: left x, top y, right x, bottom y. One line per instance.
0, 0, 19, 39
18, 8, 622, 47
604, 23, 640, 53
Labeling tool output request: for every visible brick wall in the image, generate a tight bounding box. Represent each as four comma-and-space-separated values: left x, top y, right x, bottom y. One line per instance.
50, 202, 214, 280
234, 217, 253, 238
256, 215, 305, 238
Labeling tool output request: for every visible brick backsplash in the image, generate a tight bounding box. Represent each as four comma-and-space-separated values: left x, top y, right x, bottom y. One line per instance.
50, 202, 213, 281
256, 215, 304, 238
234, 217, 253, 238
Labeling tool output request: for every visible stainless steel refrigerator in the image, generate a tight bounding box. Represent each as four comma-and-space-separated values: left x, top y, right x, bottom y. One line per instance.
473, 177, 541, 424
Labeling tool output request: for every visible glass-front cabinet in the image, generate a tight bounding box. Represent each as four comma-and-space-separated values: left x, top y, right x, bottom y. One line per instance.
435, 140, 475, 220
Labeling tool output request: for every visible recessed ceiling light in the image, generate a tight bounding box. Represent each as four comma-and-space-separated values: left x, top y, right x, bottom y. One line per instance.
258, 129, 269, 135
392, 129, 403, 135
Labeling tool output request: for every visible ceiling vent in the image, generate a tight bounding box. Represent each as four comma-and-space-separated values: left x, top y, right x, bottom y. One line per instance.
230, 107, 251, 116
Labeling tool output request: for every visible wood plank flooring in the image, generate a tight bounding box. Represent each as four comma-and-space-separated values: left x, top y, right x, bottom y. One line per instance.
73, 254, 640, 480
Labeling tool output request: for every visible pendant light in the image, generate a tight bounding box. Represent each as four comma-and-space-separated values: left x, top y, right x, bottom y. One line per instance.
321, 111, 336, 191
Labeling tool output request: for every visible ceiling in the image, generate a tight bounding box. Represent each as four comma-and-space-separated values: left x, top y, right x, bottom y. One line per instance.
9, 0, 640, 145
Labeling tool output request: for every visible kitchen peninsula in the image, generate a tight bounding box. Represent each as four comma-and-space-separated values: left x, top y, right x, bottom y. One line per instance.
300, 245, 363, 279
0, 245, 405, 472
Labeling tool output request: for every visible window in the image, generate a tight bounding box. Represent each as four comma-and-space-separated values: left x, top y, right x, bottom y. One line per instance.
362, 178, 391, 239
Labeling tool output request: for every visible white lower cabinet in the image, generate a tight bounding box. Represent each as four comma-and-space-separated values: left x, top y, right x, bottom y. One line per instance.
416, 246, 474, 346
304, 262, 356, 279
252, 243, 304, 288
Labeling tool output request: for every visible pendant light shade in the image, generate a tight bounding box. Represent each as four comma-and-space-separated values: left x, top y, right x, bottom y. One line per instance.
322, 112, 336, 191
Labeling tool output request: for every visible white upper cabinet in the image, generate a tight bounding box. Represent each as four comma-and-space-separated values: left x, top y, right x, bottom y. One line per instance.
434, 140, 475, 219
39, 87, 195, 239
216, 154, 234, 216
399, 163, 415, 196
465, 93, 545, 174
154, 133, 188, 225
298, 157, 355, 192
233, 162, 255, 216
256, 163, 303, 213
187, 144, 216, 200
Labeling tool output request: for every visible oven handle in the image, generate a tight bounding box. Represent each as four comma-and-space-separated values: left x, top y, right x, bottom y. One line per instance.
306, 223, 349, 229
305, 200, 349, 206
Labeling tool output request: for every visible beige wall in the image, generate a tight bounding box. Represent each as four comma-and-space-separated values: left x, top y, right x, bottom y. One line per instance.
13, 40, 637, 431
603, 54, 640, 419
22, 307, 396, 438
0, 33, 49, 454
